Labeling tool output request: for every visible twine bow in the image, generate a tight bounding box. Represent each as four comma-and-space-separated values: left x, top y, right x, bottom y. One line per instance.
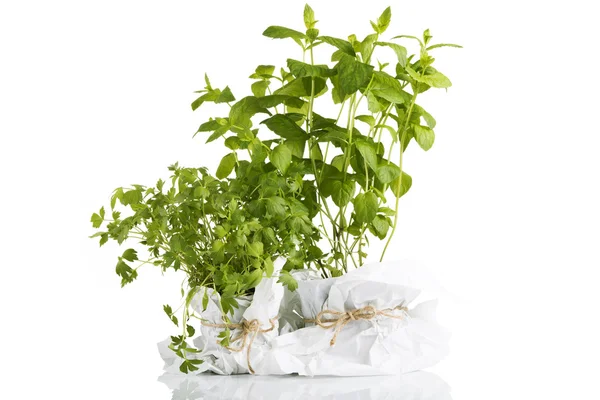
201, 318, 276, 374
305, 305, 409, 346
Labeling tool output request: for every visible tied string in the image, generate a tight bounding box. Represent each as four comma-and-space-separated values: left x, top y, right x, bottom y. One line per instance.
201, 318, 276, 374
305, 305, 409, 346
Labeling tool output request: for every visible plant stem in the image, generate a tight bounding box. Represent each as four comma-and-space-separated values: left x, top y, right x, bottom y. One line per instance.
380, 92, 418, 262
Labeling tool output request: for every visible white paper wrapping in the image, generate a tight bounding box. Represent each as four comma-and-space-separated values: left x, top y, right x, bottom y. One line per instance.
263, 260, 450, 376
158, 274, 284, 375
159, 370, 452, 400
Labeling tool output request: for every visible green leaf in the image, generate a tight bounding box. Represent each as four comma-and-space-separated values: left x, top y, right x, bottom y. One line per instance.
216, 86, 235, 103
263, 26, 307, 46
287, 59, 335, 78
91, 212, 103, 228
376, 163, 401, 184
250, 65, 276, 79
370, 71, 411, 104
191, 90, 219, 111
304, 4, 316, 29
413, 125, 435, 150
261, 114, 308, 140
229, 96, 270, 126
374, 7, 392, 34
265, 196, 287, 217
330, 179, 356, 207
216, 153, 236, 179
264, 257, 275, 277
354, 192, 378, 224
426, 43, 463, 51
318, 36, 356, 56
99, 233, 108, 247
390, 172, 412, 198
284, 139, 306, 158
375, 41, 407, 67
360, 33, 378, 63
355, 140, 378, 171
115, 260, 137, 287
244, 268, 263, 289
369, 215, 389, 239
247, 241, 264, 257
355, 115, 375, 130
258, 95, 305, 109
367, 91, 385, 113
421, 71, 452, 89
274, 77, 327, 97
278, 270, 298, 291
270, 143, 292, 173
334, 54, 374, 98
202, 289, 209, 311
122, 248, 138, 262
413, 104, 436, 129
186, 325, 196, 337
251, 80, 270, 97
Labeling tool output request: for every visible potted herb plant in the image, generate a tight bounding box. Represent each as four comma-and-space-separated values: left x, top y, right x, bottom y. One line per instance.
91, 3, 460, 376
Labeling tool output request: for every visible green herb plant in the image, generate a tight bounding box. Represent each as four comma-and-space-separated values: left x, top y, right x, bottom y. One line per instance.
90, 3, 459, 373
193, 4, 460, 274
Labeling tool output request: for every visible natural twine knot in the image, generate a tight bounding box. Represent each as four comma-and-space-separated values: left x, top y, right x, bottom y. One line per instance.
305, 305, 409, 346
201, 317, 276, 374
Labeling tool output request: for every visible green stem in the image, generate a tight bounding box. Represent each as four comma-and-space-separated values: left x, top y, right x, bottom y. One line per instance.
380, 92, 418, 262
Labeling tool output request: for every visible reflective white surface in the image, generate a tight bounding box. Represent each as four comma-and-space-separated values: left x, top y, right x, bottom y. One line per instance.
159, 371, 451, 400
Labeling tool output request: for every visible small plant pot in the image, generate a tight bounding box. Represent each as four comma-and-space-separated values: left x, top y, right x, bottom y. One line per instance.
268, 261, 450, 376
158, 277, 283, 375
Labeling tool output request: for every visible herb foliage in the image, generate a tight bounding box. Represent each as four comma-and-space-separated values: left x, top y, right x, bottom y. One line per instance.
90, 4, 459, 372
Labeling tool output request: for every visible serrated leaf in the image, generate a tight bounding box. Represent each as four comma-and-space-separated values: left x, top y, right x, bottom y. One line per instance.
390, 172, 412, 198
251, 80, 270, 97
270, 143, 292, 173
413, 125, 435, 150
216, 86, 235, 103
303, 4, 316, 29
318, 36, 356, 56
122, 248, 138, 262
216, 153, 236, 179
261, 114, 308, 140
376, 7, 392, 34
369, 214, 389, 239
355, 140, 378, 171
229, 96, 270, 126
274, 77, 327, 98
376, 163, 401, 184
278, 270, 298, 291
247, 241, 264, 257
287, 59, 335, 78
370, 71, 410, 104
375, 41, 407, 67
91, 213, 103, 228
186, 325, 196, 337
355, 115, 375, 129
354, 192, 378, 224
263, 26, 307, 46
330, 179, 356, 207
335, 54, 374, 98
413, 104, 436, 128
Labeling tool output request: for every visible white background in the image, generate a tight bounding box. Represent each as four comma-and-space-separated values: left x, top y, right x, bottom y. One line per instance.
1, 0, 599, 398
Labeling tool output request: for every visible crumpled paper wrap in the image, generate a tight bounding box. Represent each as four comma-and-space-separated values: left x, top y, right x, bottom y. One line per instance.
159, 370, 452, 400
262, 260, 450, 376
158, 274, 284, 375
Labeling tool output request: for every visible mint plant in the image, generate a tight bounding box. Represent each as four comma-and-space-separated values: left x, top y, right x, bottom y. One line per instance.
193, 4, 460, 273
